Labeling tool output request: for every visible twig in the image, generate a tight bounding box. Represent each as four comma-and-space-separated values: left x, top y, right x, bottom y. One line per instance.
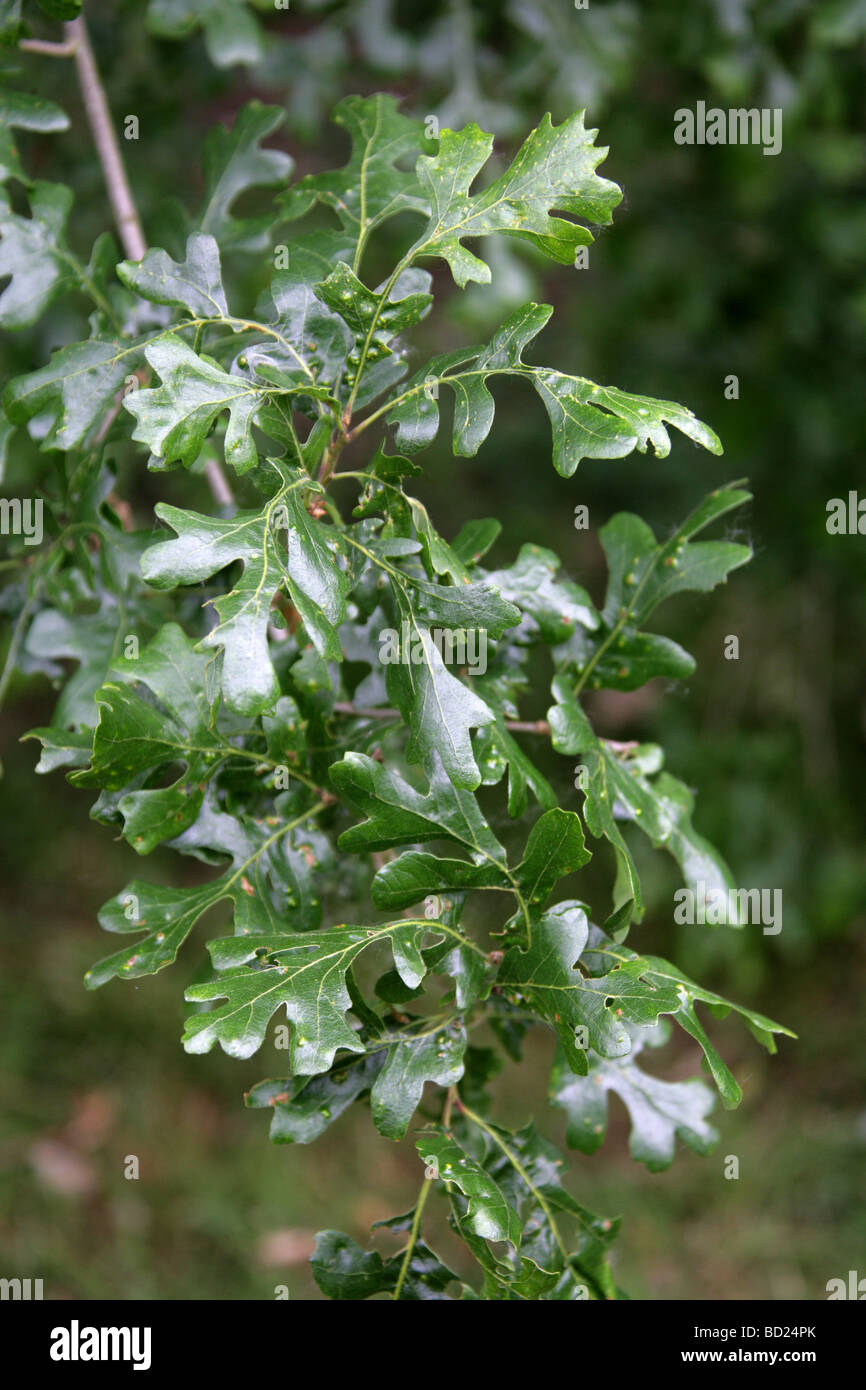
62, 15, 234, 509
203, 458, 235, 508
332, 704, 640, 750
317, 431, 343, 487
19, 37, 78, 56
332, 701, 551, 736
441, 1085, 456, 1129
93, 394, 127, 446
63, 17, 146, 263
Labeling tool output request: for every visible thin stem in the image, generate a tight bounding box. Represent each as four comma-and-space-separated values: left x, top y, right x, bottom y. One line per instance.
344, 253, 412, 418
19, 37, 78, 56
204, 458, 235, 508
332, 701, 550, 736
396, 920, 489, 959
459, 1102, 568, 1260
572, 550, 661, 699
62, 14, 234, 510
392, 1176, 432, 1301
64, 16, 145, 262
442, 1085, 456, 1129
317, 430, 344, 487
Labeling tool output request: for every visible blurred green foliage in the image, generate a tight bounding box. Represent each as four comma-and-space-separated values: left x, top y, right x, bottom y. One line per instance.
1, 0, 865, 1299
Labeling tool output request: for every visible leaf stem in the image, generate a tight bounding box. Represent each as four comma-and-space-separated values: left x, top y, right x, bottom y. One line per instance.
442, 1084, 456, 1129
345, 252, 413, 418
392, 1175, 432, 1301
458, 1102, 568, 1259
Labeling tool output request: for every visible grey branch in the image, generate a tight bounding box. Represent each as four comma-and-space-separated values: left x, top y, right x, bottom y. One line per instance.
64, 17, 146, 263
19, 38, 79, 56
62, 16, 234, 508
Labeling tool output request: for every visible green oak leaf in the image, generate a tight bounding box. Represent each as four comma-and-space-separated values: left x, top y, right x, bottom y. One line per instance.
4, 336, 143, 451
452, 1228, 562, 1302
550, 1030, 718, 1171
369, 804, 587, 911
84, 798, 327, 987
370, 852, 506, 910
650, 771, 745, 923
147, 0, 265, 69
69, 624, 220, 853
247, 1052, 386, 1145
532, 374, 723, 477
599, 481, 754, 625
23, 725, 93, 773
384, 605, 495, 790
409, 112, 621, 287
142, 498, 282, 714
485, 540, 599, 644
548, 679, 742, 928
514, 807, 591, 905
281, 93, 430, 257
451, 517, 502, 565
197, 101, 292, 252
390, 303, 723, 472
558, 628, 696, 692
463, 1119, 621, 1300
548, 682, 664, 923
582, 929, 796, 1108
314, 260, 432, 407
555, 480, 752, 689
117, 232, 229, 319
0, 182, 77, 327
499, 900, 682, 1069
416, 1128, 521, 1246
408, 574, 520, 636
0, 88, 69, 184
439, 940, 497, 1010
281, 501, 351, 656
183, 920, 446, 1067
311, 1230, 459, 1301
331, 750, 506, 859
371, 1022, 467, 1140
124, 333, 263, 472
141, 466, 347, 714
250, 244, 353, 398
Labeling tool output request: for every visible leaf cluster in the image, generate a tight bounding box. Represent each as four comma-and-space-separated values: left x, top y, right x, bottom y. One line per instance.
0, 85, 790, 1299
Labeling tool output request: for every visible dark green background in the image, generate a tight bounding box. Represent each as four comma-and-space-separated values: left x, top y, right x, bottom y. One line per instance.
1, 0, 864, 1299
